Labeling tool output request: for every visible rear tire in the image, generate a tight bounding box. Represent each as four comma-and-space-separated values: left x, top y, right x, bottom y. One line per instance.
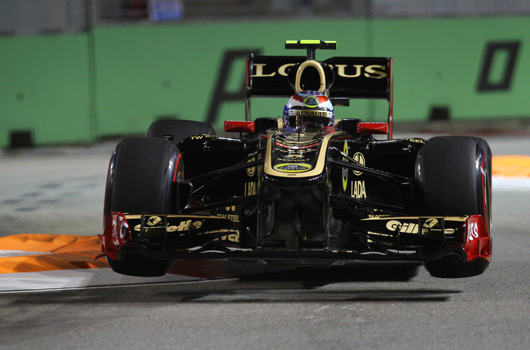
146, 119, 215, 144
416, 136, 492, 278
103, 137, 183, 276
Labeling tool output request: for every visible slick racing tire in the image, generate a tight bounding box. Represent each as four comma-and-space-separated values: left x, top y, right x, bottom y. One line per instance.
146, 119, 215, 145
416, 136, 492, 278
106, 253, 171, 278
103, 137, 183, 277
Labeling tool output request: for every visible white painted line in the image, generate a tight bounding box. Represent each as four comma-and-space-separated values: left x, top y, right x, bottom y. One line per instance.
0, 268, 200, 293
0, 250, 51, 258
493, 176, 530, 192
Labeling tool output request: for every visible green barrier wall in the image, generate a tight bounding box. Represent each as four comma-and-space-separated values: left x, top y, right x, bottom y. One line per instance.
0, 34, 92, 148
0, 17, 529, 147
92, 19, 370, 137
371, 17, 530, 121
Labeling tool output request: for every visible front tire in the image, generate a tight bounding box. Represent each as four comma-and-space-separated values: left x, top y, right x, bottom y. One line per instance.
103, 137, 183, 276
416, 136, 492, 278
106, 253, 171, 277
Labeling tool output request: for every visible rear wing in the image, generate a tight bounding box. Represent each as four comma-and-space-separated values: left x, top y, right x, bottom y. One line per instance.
244, 45, 394, 138
247, 55, 392, 99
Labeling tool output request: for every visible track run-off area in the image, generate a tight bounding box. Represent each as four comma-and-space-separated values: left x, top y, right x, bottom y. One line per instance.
0, 133, 529, 350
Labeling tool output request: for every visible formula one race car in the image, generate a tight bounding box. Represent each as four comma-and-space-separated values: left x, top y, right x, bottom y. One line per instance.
100, 40, 492, 278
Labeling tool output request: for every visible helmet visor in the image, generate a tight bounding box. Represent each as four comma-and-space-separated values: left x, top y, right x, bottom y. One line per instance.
285, 108, 334, 131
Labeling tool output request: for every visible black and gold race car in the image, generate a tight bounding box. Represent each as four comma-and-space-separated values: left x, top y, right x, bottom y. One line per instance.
100, 40, 492, 278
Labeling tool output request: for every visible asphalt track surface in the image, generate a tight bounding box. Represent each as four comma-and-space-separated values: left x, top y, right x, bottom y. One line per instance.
1, 131, 529, 350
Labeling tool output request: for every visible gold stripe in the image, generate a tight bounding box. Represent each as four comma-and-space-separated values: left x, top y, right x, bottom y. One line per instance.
124, 214, 227, 220
361, 216, 467, 222
264, 130, 346, 178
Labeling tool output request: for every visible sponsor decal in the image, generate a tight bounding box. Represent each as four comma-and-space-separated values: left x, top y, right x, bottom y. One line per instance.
147, 216, 162, 227
196, 229, 240, 243
423, 218, 439, 228
292, 109, 329, 118
111, 216, 119, 246
216, 214, 240, 223
342, 141, 348, 192
134, 218, 203, 233
253, 63, 283, 77
246, 157, 256, 177
278, 154, 306, 161
218, 230, 240, 243
216, 206, 240, 223
111, 214, 129, 247
172, 220, 203, 232
386, 220, 419, 234
352, 152, 365, 176
175, 171, 183, 181
405, 138, 425, 144
253, 63, 387, 79
190, 135, 205, 140
467, 221, 479, 241
351, 180, 367, 199
385, 218, 455, 235
331, 64, 387, 79
273, 163, 313, 173
303, 95, 319, 108
244, 181, 258, 196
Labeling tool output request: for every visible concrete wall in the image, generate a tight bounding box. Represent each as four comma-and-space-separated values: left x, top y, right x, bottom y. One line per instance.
0, 17, 528, 147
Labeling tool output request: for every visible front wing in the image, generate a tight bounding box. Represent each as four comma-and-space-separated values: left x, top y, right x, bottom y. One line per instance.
99, 212, 491, 265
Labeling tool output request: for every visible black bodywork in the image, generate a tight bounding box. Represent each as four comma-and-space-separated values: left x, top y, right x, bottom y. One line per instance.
117, 125, 465, 263
102, 41, 491, 277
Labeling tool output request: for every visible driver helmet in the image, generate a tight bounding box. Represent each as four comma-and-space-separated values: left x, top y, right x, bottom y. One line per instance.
282, 90, 334, 132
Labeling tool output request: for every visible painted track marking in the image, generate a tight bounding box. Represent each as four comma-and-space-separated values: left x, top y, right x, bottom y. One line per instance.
492, 155, 530, 178
0, 234, 107, 274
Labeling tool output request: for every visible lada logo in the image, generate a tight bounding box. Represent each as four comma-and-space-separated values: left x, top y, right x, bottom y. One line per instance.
352, 152, 365, 176
246, 157, 256, 177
